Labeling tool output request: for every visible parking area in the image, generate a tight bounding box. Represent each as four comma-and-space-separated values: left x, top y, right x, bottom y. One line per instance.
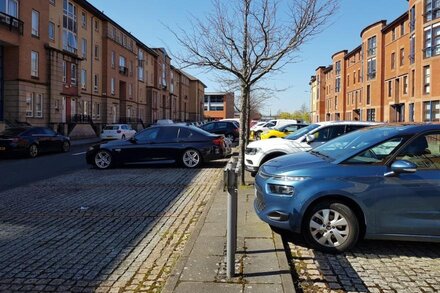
0, 162, 225, 292
284, 235, 440, 293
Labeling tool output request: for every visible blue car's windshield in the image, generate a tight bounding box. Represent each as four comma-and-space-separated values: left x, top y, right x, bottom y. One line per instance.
285, 124, 320, 140
313, 126, 404, 160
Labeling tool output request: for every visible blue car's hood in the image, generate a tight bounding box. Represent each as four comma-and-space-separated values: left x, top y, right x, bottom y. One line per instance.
260, 151, 329, 175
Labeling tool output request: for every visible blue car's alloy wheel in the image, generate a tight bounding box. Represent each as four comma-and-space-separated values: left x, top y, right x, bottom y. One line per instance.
303, 202, 359, 253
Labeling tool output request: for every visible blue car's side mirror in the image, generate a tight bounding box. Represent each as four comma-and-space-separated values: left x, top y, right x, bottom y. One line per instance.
385, 160, 417, 177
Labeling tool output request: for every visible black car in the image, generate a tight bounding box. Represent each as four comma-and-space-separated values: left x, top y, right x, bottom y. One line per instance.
199, 121, 239, 141
86, 125, 227, 169
0, 127, 71, 158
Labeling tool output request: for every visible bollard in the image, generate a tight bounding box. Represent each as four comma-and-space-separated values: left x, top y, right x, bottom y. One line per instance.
224, 156, 241, 279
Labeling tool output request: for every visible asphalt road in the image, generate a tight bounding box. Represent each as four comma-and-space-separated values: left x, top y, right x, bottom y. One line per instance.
0, 143, 93, 192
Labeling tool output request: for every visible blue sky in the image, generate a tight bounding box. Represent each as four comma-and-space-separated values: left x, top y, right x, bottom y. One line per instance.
88, 0, 409, 115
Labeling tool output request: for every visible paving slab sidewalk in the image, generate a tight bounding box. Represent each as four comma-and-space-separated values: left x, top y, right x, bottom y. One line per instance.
163, 172, 295, 293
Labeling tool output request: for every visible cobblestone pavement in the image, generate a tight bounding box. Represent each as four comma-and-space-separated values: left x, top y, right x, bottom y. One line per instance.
285, 235, 440, 293
0, 162, 225, 292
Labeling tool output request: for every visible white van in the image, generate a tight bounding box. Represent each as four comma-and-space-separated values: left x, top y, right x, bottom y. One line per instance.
250, 119, 300, 140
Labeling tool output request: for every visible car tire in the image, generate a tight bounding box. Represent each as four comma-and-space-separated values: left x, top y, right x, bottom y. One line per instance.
62, 141, 70, 152
181, 149, 202, 168
94, 150, 113, 169
226, 133, 234, 142
121, 134, 126, 140
29, 144, 38, 158
302, 201, 359, 253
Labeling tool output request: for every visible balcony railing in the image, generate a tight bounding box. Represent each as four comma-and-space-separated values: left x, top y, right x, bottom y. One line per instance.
0, 11, 23, 35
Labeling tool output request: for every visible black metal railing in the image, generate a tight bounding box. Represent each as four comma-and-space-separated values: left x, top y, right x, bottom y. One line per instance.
70, 114, 92, 124
0, 12, 23, 35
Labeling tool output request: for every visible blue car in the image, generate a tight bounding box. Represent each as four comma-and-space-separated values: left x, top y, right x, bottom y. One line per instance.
254, 124, 440, 253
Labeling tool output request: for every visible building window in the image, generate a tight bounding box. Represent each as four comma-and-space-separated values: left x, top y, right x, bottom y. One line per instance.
128, 83, 132, 97
26, 93, 34, 117
335, 61, 341, 75
400, 48, 405, 66
366, 85, 371, 105
367, 36, 377, 56
35, 94, 43, 118
1, 0, 18, 17
335, 77, 340, 93
403, 75, 408, 95
424, 65, 431, 94
400, 22, 405, 36
49, 0, 55, 5
367, 58, 376, 80
81, 11, 86, 28
410, 6, 416, 32
367, 109, 376, 121
111, 51, 115, 68
119, 56, 127, 74
71, 63, 76, 85
94, 74, 98, 93
62, 0, 78, 53
358, 69, 361, 82
110, 78, 115, 95
409, 103, 414, 122
423, 100, 440, 122
391, 52, 395, 69
81, 69, 86, 89
31, 51, 38, 77
388, 80, 392, 97
425, 0, 440, 22
49, 21, 55, 41
410, 34, 415, 64
94, 45, 99, 59
81, 38, 87, 58
94, 19, 99, 31
353, 72, 356, 84
32, 10, 39, 37
62, 60, 66, 82
392, 28, 396, 41
423, 25, 440, 58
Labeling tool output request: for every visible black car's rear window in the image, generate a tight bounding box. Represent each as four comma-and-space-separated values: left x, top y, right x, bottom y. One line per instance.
0, 128, 27, 136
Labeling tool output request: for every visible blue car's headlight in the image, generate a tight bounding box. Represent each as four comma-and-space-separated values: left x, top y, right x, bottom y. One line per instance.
268, 184, 294, 196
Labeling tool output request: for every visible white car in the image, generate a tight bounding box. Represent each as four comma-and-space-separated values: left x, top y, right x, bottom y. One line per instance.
245, 121, 379, 175
100, 124, 137, 140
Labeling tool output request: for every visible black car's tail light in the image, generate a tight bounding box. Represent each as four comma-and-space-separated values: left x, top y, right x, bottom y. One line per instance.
212, 137, 223, 146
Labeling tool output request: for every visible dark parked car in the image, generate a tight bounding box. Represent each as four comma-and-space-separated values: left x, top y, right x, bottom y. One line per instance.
255, 124, 440, 253
86, 125, 227, 169
200, 121, 239, 141
0, 127, 71, 158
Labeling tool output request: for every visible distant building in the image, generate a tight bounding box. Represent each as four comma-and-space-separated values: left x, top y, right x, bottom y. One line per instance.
204, 92, 234, 120
310, 0, 440, 123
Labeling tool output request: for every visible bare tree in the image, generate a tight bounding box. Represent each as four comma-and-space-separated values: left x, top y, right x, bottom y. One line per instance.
169, 0, 338, 184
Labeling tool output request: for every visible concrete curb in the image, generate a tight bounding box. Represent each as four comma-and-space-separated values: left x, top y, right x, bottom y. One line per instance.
161, 176, 224, 293
273, 231, 296, 293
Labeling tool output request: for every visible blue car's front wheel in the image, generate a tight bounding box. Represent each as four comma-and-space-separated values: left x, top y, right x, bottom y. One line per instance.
303, 201, 359, 253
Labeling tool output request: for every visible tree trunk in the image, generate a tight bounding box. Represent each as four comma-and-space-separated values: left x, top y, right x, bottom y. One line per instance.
239, 84, 249, 185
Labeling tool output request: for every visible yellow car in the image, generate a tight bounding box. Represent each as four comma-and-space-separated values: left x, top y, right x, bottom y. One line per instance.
260, 123, 308, 139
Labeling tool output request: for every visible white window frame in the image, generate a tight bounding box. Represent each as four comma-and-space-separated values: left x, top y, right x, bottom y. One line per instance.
81, 11, 86, 28
26, 93, 34, 117
71, 63, 77, 85
81, 69, 86, 89
31, 51, 39, 77
62, 60, 66, 83
111, 78, 115, 95
32, 9, 39, 37
35, 94, 43, 118
81, 38, 87, 58
49, 21, 55, 41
